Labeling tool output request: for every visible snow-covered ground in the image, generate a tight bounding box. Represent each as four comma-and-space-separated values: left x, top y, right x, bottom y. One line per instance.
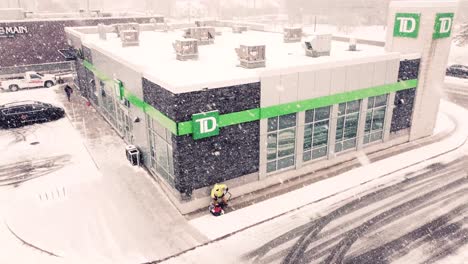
0, 87, 205, 264
166, 100, 468, 264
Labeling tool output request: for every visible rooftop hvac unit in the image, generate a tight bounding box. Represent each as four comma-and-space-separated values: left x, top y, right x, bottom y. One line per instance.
232, 25, 248, 34
121, 30, 139, 47
98, 23, 107, 40
173, 39, 199, 61
183, 27, 215, 45
284, 27, 302, 43
195, 20, 216, 27
236, 44, 266, 69
303, 33, 332, 57
114, 23, 140, 38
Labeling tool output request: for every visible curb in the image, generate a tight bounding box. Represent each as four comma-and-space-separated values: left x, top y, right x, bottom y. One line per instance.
147, 101, 468, 264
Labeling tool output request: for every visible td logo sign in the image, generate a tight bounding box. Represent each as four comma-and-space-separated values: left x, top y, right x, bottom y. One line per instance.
433, 13, 454, 39
192, 111, 219, 140
394, 13, 420, 38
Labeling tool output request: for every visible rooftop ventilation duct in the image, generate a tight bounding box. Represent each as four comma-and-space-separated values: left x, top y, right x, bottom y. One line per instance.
173, 39, 198, 61
232, 25, 248, 34
183, 27, 215, 45
236, 44, 266, 69
284, 27, 302, 43
98, 23, 107, 40
121, 30, 139, 47
303, 33, 332, 57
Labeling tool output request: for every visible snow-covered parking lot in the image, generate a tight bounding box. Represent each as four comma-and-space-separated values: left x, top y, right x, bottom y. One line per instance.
0, 87, 205, 264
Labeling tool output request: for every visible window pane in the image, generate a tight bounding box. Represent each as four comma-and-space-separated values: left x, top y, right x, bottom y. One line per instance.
267, 133, 277, 160
278, 129, 296, 157
277, 156, 295, 170
312, 147, 327, 159
335, 116, 345, 140
155, 135, 169, 169
279, 113, 296, 129
166, 129, 173, 143
346, 100, 360, 114
343, 138, 357, 151
338, 103, 346, 116
370, 131, 383, 142
305, 109, 314, 124
335, 142, 343, 153
372, 108, 386, 130
267, 161, 277, 173
374, 94, 388, 107
313, 120, 329, 147
315, 106, 330, 121
364, 134, 370, 144
344, 113, 359, 139
167, 145, 175, 176
365, 111, 372, 133
268, 117, 278, 132
303, 151, 312, 162
367, 97, 375, 109
303, 124, 313, 150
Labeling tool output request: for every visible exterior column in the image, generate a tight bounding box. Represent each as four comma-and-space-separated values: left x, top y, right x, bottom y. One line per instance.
295, 111, 305, 169
356, 98, 368, 150
383, 92, 396, 142
327, 104, 339, 159
258, 118, 268, 180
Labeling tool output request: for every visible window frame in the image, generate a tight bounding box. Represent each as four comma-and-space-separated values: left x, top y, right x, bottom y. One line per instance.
266, 113, 297, 174
303, 106, 331, 163
335, 100, 361, 154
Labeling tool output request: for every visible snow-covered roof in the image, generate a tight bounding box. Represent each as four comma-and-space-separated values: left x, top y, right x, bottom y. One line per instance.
83, 27, 393, 94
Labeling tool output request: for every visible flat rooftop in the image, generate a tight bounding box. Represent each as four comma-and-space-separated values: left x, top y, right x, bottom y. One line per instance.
83, 27, 393, 94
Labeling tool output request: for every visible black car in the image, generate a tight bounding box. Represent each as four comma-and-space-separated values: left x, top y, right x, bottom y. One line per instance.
0, 101, 65, 128
446, 64, 468, 79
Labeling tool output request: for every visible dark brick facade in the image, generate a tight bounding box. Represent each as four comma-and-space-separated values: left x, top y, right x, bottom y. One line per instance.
0, 16, 160, 68
391, 59, 420, 133
143, 79, 261, 195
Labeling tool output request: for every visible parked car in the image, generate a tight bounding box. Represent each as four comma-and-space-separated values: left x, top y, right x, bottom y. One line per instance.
0, 101, 65, 128
446, 64, 468, 79
0, 71, 57, 92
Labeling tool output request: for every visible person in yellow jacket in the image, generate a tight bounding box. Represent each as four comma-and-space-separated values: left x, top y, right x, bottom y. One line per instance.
210, 183, 229, 207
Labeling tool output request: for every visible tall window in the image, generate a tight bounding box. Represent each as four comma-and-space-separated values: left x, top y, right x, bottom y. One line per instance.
100, 80, 117, 127
147, 115, 175, 186
335, 100, 361, 153
303, 106, 330, 162
364, 95, 388, 144
267, 113, 297, 173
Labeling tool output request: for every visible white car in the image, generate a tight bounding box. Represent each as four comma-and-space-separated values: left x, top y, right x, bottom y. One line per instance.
0, 71, 57, 92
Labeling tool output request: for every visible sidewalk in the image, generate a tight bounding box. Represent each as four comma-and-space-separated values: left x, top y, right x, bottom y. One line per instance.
189, 100, 468, 242
5, 87, 207, 263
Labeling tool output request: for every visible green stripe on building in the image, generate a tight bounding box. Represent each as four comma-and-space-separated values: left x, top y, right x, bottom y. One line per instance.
82, 60, 418, 137
83, 59, 178, 134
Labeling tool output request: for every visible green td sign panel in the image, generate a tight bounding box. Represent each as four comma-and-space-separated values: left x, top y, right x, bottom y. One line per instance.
393, 13, 420, 38
192, 111, 219, 140
433, 13, 454, 39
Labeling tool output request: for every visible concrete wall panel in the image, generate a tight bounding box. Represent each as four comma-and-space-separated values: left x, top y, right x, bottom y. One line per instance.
372, 61, 387, 87
280, 73, 299, 104
314, 69, 331, 97
330, 67, 346, 94
260, 75, 281, 107
298, 71, 315, 100
345, 65, 361, 92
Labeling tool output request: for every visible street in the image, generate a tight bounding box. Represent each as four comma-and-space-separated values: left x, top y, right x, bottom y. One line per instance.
161, 84, 468, 264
